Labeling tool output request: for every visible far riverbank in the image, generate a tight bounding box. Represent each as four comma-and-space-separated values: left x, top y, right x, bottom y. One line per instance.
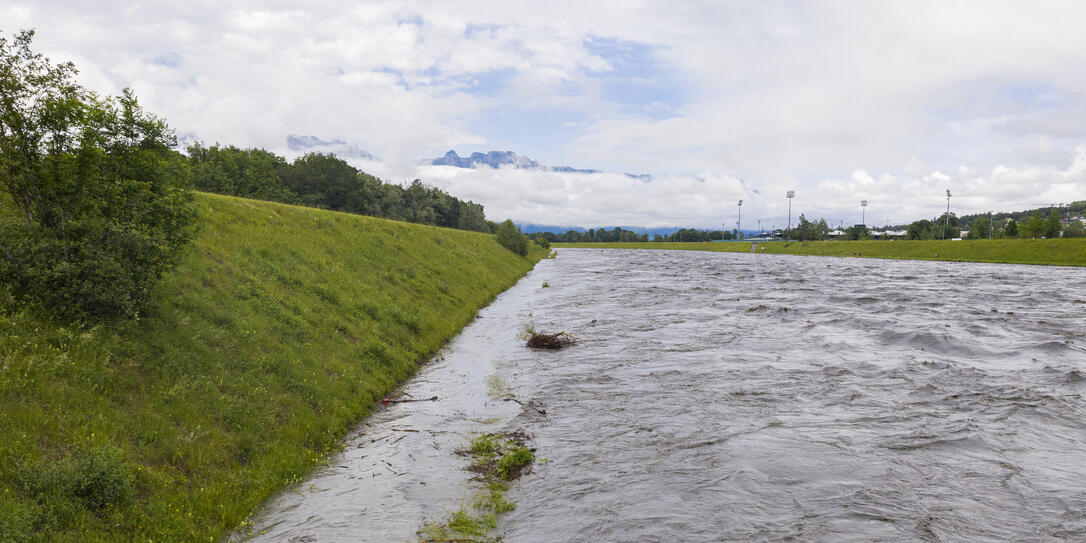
553, 238, 1086, 267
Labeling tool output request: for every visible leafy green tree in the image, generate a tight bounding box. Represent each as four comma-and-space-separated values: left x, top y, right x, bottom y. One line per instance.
1044, 209, 1062, 238
1063, 220, 1085, 238
967, 215, 993, 239
906, 219, 934, 240
934, 212, 961, 239
845, 224, 870, 240
187, 143, 294, 202
0, 30, 197, 321
1022, 212, 1045, 238
1003, 218, 1019, 238
495, 219, 528, 256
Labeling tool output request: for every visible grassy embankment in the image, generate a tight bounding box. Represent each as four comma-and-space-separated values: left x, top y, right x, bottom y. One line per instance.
0, 192, 545, 542
554, 238, 1086, 266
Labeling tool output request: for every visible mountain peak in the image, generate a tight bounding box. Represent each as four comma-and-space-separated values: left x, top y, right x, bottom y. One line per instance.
287, 135, 375, 160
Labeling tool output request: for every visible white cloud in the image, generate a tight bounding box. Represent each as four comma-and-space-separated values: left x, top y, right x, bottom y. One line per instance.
6, 1, 1086, 227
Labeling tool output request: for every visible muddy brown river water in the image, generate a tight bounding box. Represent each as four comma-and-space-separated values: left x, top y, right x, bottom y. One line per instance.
240, 249, 1086, 542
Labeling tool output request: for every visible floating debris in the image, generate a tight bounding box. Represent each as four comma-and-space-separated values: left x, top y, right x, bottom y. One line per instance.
526, 331, 576, 349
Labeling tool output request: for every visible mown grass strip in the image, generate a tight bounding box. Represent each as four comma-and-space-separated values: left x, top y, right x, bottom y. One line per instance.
0, 192, 545, 542
553, 238, 1086, 266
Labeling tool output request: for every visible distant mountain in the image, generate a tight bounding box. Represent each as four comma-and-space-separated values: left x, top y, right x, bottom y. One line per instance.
431, 150, 538, 169
288, 135, 375, 160
428, 149, 648, 179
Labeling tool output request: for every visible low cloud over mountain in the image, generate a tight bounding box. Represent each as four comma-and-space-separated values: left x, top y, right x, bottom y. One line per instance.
287, 135, 375, 160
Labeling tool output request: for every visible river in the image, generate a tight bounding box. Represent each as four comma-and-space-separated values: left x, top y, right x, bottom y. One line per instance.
241, 248, 1086, 542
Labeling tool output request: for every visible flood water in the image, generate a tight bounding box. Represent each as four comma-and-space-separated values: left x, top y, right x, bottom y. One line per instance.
242, 249, 1086, 542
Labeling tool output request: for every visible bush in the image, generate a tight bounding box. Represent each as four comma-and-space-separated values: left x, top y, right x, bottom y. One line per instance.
495, 219, 528, 256
19, 446, 136, 514
0, 30, 197, 322
531, 235, 551, 249
1064, 221, 1085, 238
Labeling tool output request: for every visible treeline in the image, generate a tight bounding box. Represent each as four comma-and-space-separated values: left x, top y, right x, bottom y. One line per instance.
186, 144, 492, 233
535, 227, 740, 243
959, 201, 1086, 228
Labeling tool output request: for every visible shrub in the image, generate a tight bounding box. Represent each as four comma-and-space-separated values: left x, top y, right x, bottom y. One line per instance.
495, 219, 528, 256
0, 30, 197, 322
19, 445, 136, 514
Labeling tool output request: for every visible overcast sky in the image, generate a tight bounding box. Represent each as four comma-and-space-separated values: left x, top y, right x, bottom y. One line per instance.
5, 1, 1086, 228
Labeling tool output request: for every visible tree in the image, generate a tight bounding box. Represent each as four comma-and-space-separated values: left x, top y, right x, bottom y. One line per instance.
1022, 212, 1045, 238
967, 215, 992, 239
935, 212, 961, 239
0, 30, 197, 321
1043, 209, 1062, 238
1063, 220, 1085, 238
494, 219, 528, 256
1003, 218, 1019, 238
845, 224, 870, 240
906, 220, 934, 240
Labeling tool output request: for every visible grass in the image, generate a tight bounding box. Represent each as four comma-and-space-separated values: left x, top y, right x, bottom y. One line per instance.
0, 192, 545, 542
553, 238, 1086, 266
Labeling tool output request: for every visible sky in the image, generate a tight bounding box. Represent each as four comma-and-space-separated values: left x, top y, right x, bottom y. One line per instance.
4, 1, 1086, 229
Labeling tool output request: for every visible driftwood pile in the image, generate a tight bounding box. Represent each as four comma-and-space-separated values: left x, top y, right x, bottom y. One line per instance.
526, 331, 576, 349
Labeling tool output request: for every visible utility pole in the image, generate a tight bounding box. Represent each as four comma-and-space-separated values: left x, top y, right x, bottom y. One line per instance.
989, 211, 993, 239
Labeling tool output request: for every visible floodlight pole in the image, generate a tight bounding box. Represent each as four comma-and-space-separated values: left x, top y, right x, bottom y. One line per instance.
860, 200, 868, 227
944, 189, 952, 239
786, 191, 795, 240
737, 200, 743, 239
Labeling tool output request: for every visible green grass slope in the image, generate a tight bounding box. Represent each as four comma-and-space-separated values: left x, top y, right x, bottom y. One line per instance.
554, 238, 1086, 266
0, 192, 544, 542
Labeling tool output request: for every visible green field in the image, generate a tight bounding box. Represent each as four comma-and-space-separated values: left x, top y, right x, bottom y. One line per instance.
0, 192, 544, 542
554, 238, 1086, 266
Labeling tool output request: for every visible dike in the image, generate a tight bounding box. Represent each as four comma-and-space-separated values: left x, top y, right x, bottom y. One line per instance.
0, 192, 545, 542
554, 238, 1086, 266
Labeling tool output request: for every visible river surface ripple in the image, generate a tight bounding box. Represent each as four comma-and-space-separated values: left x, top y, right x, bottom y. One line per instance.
246, 249, 1086, 542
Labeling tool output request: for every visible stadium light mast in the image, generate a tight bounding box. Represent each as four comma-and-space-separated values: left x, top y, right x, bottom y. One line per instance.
860, 200, 868, 226
737, 200, 743, 239
786, 191, 795, 240
944, 189, 952, 239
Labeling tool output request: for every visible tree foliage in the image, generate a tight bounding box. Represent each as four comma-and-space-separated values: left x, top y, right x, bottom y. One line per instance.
1004, 218, 1019, 238
495, 219, 528, 256
186, 144, 491, 233
792, 214, 829, 241
0, 30, 196, 321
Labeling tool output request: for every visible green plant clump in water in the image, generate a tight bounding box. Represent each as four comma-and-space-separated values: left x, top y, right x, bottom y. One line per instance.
419, 432, 535, 542
496, 445, 533, 481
